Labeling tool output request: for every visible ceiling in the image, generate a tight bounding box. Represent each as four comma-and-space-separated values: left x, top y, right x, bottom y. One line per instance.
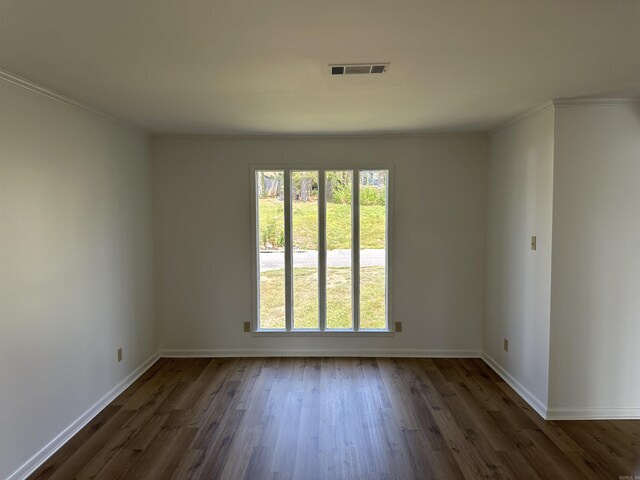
1, 0, 640, 135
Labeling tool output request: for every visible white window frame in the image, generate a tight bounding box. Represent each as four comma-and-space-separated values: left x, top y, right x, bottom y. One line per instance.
250, 165, 394, 337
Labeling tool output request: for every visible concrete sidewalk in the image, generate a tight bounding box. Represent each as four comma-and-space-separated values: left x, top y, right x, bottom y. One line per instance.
260, 249, 384, 271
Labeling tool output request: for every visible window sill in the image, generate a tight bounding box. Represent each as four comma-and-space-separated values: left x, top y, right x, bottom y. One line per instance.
252, 330, 394, 337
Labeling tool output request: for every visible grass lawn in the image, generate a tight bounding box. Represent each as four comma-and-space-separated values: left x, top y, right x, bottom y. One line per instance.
259, 266, 386, 330
259, 198, 385, 250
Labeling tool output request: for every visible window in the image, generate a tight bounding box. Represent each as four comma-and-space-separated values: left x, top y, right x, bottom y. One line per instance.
252, 167, 392, 334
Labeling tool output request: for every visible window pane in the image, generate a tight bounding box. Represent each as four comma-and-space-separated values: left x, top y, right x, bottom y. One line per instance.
257, 171, 285, 329
359, 170, 387, 330
325, 170, 353, 329
291, 170, 319, 329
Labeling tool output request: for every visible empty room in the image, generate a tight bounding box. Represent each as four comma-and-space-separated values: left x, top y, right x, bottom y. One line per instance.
1, 1, 640, 479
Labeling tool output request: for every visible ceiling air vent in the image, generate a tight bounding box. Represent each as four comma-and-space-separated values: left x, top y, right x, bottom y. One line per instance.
330, 64, 389, 75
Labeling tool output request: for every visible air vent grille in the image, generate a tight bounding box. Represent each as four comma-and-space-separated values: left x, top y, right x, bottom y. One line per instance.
345, 65, 371, 75
330, 64, 389, 75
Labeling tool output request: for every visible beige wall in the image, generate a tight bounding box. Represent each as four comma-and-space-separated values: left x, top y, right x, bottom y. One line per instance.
0, 80, 155, 479
152, 135, 487, 355
549, 103, 640, 417
485, 106, 555, 415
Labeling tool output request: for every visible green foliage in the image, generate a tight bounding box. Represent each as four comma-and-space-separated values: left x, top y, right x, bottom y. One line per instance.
359, 186, 386, 206
260, 215, 284, 249
258, 199, 285, 249
325, 170, 351, 184
259, 198, 385, 250
331, 182, 352, 204
325, 172, 385, 206
325, 171, 352, 204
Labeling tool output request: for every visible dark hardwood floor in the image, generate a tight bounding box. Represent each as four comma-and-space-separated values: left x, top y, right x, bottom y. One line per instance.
29, 357, 639, 479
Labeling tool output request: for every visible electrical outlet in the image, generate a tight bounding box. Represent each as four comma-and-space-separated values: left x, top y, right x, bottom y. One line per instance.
395, 321, 402, 333
117, 347, 123, 362
243, 321, 251, 333
503, 338, 509, 352
531, 235, 537, 251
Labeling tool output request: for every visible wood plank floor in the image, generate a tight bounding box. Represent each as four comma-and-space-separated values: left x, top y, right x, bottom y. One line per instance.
29, 358, 640, 479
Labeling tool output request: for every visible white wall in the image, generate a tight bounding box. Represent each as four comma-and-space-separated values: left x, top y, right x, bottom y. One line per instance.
548, 102, 640, 417
0, 79, 155, 479
484, 105, 554, 414
152, 135, 487, 355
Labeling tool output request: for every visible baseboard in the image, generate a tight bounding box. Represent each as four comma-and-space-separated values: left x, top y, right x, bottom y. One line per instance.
7, 352, 160, 480
481, 352, 548, 419
546, 408, 640, 420
8, 348, 637, 480
159, 348, 482, 358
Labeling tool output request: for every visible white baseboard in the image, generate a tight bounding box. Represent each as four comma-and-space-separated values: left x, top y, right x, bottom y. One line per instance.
7, 352, 160, 480
7, 348, 639, 480
546, 408, 640, 420
159, 348, 482, 358
481, 352, 548, 419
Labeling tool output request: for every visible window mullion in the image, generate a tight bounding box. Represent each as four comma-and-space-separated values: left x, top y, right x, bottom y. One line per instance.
318, 170, 327, 332
284, 169, 293, 332
352, 170, 360, 332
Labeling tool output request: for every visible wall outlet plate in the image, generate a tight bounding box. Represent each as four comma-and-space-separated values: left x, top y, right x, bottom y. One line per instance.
395, 321, 402, 333
503, 338, 509, 352
117, 347, 123, 362
243, 321, 251, 333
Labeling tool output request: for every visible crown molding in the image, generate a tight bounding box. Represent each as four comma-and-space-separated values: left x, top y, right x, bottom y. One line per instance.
489, 100, 555, 135
552, 97, 640, 108
489, 97, 640, 135
6, 64, 636, 139
151, 131, 487, 140
0, 68, 150, 137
